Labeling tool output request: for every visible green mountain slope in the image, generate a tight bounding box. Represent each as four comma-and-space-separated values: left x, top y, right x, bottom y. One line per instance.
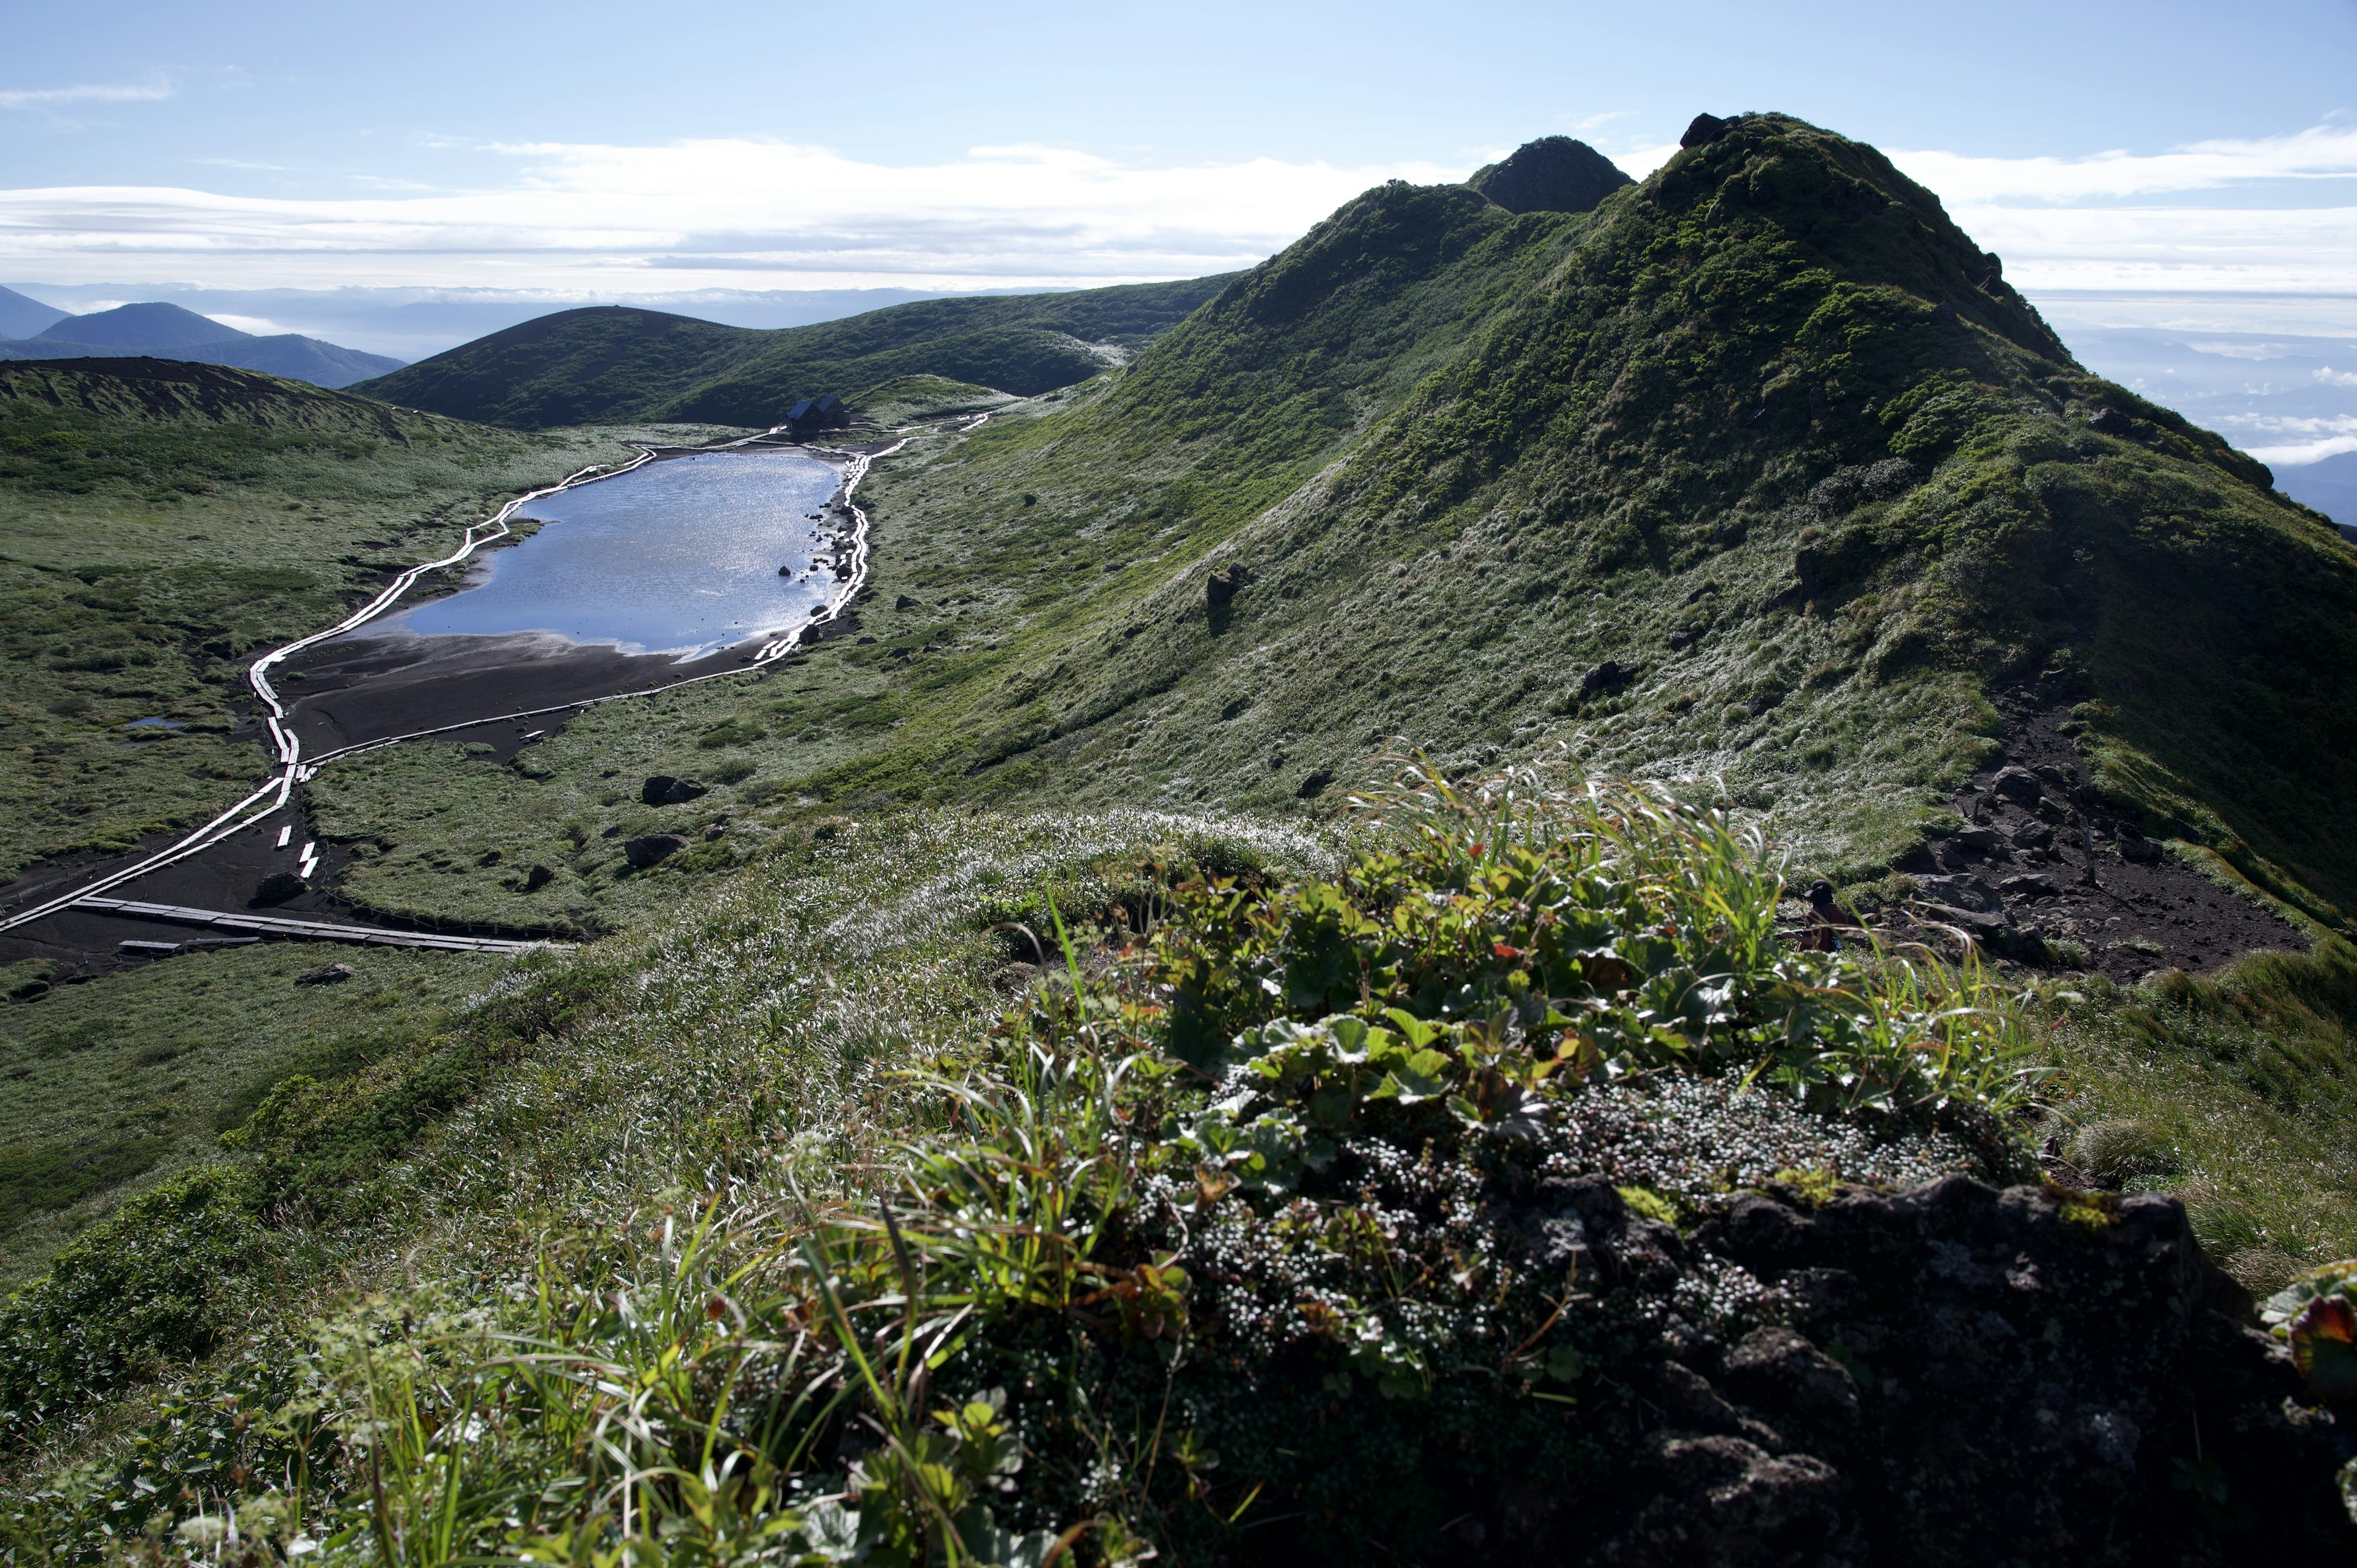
738, 115, 2354, 922
355, 277, 1234, 428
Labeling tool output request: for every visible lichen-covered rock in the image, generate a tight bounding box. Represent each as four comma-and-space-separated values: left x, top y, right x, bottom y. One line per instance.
1474, 1176, 2357, 1562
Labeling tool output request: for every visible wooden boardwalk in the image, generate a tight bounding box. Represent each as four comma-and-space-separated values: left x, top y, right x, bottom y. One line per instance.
75, 896, 560, 954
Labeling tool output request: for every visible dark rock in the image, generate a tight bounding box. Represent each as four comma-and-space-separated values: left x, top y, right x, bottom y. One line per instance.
2088, 406, 2135, 436
2000, 873, 2058, 899
522, 864, 554, 892
1913, 873, 2000, 913
1296, 768, 1334, 799
2121, 836, 2163, 864
1206, 566, 1247, 606
778, 565, 792, 576
251, 871, 306, 905
1698, 1192, 1816, 1270
1680, 113, 1733, 149
1722, 1327, 1861, 1429
295, 962, 356, 986
1990, 764, 2043, 804
1948, 825, 2001, 855
1666, 628, 1700, 651
1581, 659, 1643, 700
2010, 820, 2054, 851
894, 593, 921, 609
641, 776, 708, 806
622, 832, 691, 869
1916, 901, 2013, 943
1601, 1435, 1851, 1563
703, 824, 726, 841
1466, 136, 1635, 216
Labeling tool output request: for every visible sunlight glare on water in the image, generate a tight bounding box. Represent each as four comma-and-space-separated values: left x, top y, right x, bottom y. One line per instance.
379, 451, 844, 659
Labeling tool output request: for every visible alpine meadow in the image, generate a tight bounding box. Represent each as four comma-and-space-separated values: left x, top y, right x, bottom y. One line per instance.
3, 114, 2355, 1563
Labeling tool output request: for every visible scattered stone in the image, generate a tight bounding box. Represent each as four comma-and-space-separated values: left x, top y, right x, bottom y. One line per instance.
2000, 873, 2059, 899
1913, 873, 2000, 912
703, 824, 726, 841
622, 833, 691, 870
895, 593, 922, 609
641, 776, 708, 806
1990, 765, 2043, 804
1206, 565, 1247, 606
778, 565, 792, 576
1666, 628, 1700, 651
2010, 820, 2054, 851
252, 871, 306, 905
522, 864, 554, 892
1917, 901, 2012, 941
295, 963, 356, 986
1948, 826, 2001, 855
1581, 660, 1643, 700
1297, 768, 1334, 799
2088, 406, 2135, 435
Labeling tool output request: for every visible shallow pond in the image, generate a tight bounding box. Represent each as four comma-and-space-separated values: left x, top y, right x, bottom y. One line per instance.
374, 451, 844, 658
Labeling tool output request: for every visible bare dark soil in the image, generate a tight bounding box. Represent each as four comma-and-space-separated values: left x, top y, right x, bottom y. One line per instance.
1898, 691, 2310, 979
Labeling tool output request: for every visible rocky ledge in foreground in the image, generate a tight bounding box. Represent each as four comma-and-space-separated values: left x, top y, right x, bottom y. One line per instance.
1481, 1175, 2355, 1564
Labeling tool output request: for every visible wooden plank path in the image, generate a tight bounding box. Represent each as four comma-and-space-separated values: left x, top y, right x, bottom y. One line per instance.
74, 897, 561, 954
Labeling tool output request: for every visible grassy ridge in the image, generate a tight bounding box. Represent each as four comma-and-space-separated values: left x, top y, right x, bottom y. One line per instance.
355, 277, 1236, 429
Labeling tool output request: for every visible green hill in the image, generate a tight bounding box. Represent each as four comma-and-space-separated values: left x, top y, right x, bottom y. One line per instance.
354, 276, 1234, 428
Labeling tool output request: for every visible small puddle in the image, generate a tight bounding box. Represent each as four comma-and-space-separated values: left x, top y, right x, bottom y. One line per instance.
373, 450, 846, 660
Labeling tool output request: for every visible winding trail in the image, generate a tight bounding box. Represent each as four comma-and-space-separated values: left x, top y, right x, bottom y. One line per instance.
0, 412, 980, 943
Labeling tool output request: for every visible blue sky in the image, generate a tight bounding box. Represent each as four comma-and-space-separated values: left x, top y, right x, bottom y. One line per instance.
6, 0, 2357, 458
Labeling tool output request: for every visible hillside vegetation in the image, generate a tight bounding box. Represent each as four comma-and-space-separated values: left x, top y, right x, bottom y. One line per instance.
5, 121, 2357, 1556
355, 277, 1234, 428
347, 115, 2354, 925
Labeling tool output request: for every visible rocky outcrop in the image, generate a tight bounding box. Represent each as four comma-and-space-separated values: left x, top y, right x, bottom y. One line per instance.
622, 833, 690, 870
1493, 1176, 2356, 1562
640, 775, 708, 806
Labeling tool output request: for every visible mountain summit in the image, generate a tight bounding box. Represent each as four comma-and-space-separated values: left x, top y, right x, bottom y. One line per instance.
1466, 134, 1634, 214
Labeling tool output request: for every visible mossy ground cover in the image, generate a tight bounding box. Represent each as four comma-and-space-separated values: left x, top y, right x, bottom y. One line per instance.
0, 360, 743, 881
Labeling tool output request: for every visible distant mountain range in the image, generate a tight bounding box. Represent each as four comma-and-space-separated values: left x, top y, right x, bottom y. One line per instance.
0, 291, 403, 388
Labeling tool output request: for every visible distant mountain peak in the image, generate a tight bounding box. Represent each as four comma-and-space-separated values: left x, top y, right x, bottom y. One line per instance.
34, 300, 251, 350
1467, 136, 1634, 216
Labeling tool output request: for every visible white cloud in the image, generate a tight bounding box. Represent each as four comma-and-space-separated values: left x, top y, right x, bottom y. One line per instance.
201, 312, 285, 336
1892, 125, 2357, 204
0, 80, 173, 110
0, 138, 1466, 292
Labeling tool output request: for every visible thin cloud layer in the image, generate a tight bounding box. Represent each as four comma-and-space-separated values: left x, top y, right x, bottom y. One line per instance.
0, 128, 2350, 334
0, 139, 1465, 292
0, 80, 174, 110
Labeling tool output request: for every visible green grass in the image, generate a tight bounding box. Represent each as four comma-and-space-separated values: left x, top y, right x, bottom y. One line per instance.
0, 940, 512, 1284
2043, 939, 2357, 1289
